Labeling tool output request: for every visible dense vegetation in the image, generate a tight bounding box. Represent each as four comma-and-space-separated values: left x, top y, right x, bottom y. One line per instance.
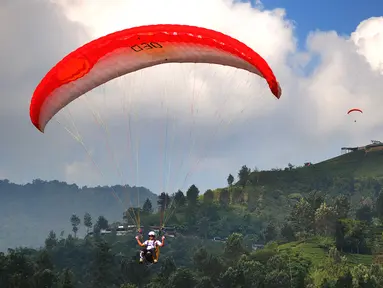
3, 150, 383, 287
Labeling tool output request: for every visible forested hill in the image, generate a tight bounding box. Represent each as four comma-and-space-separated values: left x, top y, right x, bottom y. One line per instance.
3, 150, 383, 287
0, 179, 157, 251
216, 150, 383, 222
2, 149, 383, 253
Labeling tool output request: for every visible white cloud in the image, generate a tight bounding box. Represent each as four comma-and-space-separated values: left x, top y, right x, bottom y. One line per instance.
50, 0, 294, 125
65, 159, 98, 186
299, 23, 383, 146
54, 0, 295, 65
351, 17, 383, 74
1, 0, 383, 194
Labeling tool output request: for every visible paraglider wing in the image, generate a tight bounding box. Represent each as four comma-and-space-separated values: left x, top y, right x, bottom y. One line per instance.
347, 108, 363, 114
30, 24, 282, 132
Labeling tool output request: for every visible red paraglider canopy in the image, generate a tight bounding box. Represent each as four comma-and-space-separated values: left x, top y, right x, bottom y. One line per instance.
30, 24, 282, 132
347, 108, 363, 114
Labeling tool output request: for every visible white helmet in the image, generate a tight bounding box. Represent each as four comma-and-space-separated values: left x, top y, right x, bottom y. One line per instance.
148, 231, 156, 236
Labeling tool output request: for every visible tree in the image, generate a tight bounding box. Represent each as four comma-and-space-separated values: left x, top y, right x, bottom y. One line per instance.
58, 231, 65, 245
196, 277, 215, 288
193, 247, 211, 273
91, 240, 117, 288
231, 187, 244, 204
203, 189, 214, 204
36, 249, 54, 271
186, 184, 200, 207
120, 256, 147, 287
33, 269, 57, 288
334, 195, 350, 219
33, 250, 56, 288
264, 269, 290, 287
376, 191, 383, 221
224, 233, 245, 261
289, 198, 314, 235
262, 222, 278, 243
174, 190, 186, 207
142, 198, 153, 214
335, 220, 346, 252
351, 264, 383, 286
356, 205, 373, 223
236, 257, 265, 288
3, 249, 36, 287
219, 189, 230, 207
238, 165, 251, 187
95, 216, 109, 230
199, 203, 220, 222
197, 217, 210, 239
337, 219, 369, 254
84, 212, 93, 233
59, 269, 75, 288
315, 202, 338, 236
124, 207, 140, 226
335, 271, 353, 288
158, 257, 176, 281
70, 214, 81, 238
158, 192, 171, 212
280, 222, 295, 242
227, 174, 234, 186
167, 268, 197, 288
306, 190, 325, 211
193, 247, 224, 281
120, 285, 137, 288
219, 266, 244, 288
45, 230, 58, 250
247, 188, 261, 212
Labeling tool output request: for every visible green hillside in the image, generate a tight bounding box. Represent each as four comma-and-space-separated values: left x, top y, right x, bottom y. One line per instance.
313, 150, 383, 178
251, 149, 383, 189
205, 149, 383, 225
2, 150, 383, 287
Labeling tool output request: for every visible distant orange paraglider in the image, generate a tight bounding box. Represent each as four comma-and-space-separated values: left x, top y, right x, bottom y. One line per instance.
347, 108, 363, 114
347, 108, 363, 123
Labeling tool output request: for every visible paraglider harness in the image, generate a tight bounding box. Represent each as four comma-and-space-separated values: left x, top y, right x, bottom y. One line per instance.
139, 229, 164, 265
140, 240, 160, 264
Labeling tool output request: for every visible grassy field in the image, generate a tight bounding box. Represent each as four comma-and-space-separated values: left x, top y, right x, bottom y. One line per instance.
278, 237, 373, 268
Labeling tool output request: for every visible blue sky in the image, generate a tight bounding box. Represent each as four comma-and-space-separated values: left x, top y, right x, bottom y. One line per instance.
253, 0, 383, 48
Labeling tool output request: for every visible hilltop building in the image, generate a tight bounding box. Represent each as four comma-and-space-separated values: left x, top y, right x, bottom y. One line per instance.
341, 140, 383, 154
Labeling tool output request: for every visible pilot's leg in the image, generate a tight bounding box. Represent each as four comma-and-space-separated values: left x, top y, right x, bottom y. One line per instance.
139, 248, 146, 263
